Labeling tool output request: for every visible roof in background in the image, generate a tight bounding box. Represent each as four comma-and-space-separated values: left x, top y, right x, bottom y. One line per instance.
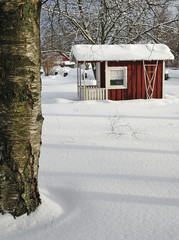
71, 44, 174, 62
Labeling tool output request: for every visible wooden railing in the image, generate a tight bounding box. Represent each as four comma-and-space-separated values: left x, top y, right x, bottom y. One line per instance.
80, 86, 106, 100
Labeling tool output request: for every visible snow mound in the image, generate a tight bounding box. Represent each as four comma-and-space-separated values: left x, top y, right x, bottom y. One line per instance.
0, 194, 62, 240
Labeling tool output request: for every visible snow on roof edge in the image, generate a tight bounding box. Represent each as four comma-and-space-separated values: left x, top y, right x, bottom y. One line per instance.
71, 44, 174, 62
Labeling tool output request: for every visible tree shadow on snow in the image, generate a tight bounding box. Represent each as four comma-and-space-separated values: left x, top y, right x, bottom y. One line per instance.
42, 143, 179, 156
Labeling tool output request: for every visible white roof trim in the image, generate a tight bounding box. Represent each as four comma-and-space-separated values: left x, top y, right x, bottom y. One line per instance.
71, 44, 174, 61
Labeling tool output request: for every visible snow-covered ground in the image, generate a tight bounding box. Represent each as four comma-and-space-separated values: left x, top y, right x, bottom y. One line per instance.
1, 68, 179, 240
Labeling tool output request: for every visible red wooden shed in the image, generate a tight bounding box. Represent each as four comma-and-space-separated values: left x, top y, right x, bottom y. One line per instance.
71, 44, 174, 101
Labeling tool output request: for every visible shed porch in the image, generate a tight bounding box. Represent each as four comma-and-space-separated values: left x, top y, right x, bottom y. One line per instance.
77, 62, 107, 101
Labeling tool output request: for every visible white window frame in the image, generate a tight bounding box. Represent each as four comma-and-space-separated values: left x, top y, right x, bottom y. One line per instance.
107, 66, 128, 89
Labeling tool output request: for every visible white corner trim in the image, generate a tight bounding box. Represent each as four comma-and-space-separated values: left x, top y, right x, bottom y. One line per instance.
105, 61, 108, 100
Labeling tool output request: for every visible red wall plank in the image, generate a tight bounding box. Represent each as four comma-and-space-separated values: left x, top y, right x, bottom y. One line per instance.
156, 61, 163, 98
132, 63, 137, 99
136, 62, 142, 99
100, 62, 105, 88
117, 89, 122, 100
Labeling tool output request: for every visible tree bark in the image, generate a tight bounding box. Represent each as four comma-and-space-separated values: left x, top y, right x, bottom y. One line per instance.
0, 0, 43, 217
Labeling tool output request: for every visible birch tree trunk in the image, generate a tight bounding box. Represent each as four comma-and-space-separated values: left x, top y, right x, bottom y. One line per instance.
0, 0, 43, 217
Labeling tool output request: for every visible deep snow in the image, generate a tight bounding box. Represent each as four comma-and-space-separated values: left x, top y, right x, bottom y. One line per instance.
1, 68, 179, 240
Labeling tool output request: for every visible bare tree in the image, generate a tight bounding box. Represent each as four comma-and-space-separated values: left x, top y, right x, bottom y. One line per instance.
41, 0, 179, 72
42, 0, 178, 47
0, 0, 43, 217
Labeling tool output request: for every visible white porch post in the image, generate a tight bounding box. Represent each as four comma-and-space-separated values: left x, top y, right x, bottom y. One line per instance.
83, 62, 86, 100
105, 61, 108, 100
96, 62, 101, 88
79, 63, 82, 100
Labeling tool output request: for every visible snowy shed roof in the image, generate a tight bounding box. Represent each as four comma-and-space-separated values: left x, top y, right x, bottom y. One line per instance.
71, 44, 174, 62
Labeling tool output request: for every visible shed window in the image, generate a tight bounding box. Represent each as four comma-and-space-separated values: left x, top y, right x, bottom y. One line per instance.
107, 67, 127, 89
